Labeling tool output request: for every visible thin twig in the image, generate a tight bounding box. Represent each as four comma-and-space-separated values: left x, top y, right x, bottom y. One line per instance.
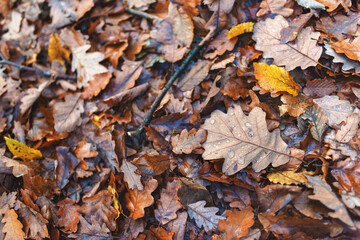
131, 44, 203, 144
0, 59, 77, 81
125, 8, 161, 21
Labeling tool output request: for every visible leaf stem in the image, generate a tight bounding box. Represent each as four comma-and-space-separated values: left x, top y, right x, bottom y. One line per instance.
125, 8, 161, 21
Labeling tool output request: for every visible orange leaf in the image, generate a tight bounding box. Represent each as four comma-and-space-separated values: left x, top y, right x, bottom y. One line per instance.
2, 209, 25, 240
5, 137, 42, 161
254, 62, 300, 96
48, 33, 70, 65
226, 22, 254, 39
332, 37, 360, 61
267, 170, 317, 186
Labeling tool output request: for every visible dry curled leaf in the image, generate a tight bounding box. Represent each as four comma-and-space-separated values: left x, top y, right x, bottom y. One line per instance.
202, 104, 290, 175
218, 206, 254, 239
254, 62, 300, 96
5, 137, 42, 161
253, 15, 322, 71
172, 128, 206, 154
332, 37, 360, 61
2, 209, 25, 240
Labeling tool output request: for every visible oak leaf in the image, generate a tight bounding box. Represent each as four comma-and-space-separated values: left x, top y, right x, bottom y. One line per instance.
253, 15, 322, 71
175, 60, 211, 91
52, 93, 84, 133
226, 22, 254, 39
126, 0, 156, 9
149, 226, 174, 240
254, 62, 300, 96
204, 30, 237, 59
16, 203, 49, 239
81, 72, 112, 100
336, 112, 360, 143
279, 94, 309, 117
187, 200, 225, 233
257, 0, 293, 17
267, 170, 317, 186
1, 209, 25, 240
203, 0, 235, 13
68, 215, 110, 240
48, 33, 70, 65
306, 175, 355, 228
303, 78, 337, 97
315, 0, 351, 12
324, 44, 360, 73
202, 104, 290, 174
332, 37, 360, 61
218, 206, 254, 239
296, 0, 325, 9
56, 146, 80, 189
71, 45, 108, 88
125, 178, 158, 220
57, 198, 80, 233
172, 128, 207, 154
0, 192, 17, 215
313, 95, 354, 126
20, 81, 50, 115
5, 137, 42, 161
155, 180, 183, 225
301, 104, 328, 141
121, 160, 143, 190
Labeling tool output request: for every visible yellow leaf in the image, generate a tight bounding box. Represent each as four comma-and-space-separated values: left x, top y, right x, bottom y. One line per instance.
48, 33, 70, 65
267, 170, 317, 186
108, 185, 120, 221
226, 22, 254, 39
254, 62, 300, 96
4, 137, 42, 161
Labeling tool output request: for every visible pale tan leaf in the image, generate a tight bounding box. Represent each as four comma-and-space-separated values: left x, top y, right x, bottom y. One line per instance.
324, 130, 359, 160
71, 45, 108, 88
324, 44, 360, 73
52, 93, 84, 133
301, 104, 328, 141
296, 0, 325, 9
315, 0, 351, 12
1, 209, 25, 240
167, 211, 188, 240
121, 160, 143, 191
253, 15, 322, 71
0, 192, 17, 215
203, 0, 235, 13
126, 0, 156, 9
172, 128, 207, 154
187, 200, 225, 233
20, 81, 50, 115
202, 104, 290, 175
168, 3, 194, 48
257, 0, 293, 17
313, 95, 354, 126
336, 112, 360, 143
175, 60, 211, 91
306, 175, 355, 229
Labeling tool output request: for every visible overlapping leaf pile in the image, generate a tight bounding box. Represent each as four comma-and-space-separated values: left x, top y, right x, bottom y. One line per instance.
0, 0, 359, 239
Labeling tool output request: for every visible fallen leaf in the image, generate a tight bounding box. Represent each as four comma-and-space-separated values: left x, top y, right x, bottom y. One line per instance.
296, 0, 325, 9
48, 33, 70, 65
303, 78, 337, 97
149, 226, 174, 240
313, 95, 354, 126
71, 45, 108, 88
68, 215, 110, 239
121, 160, 143, 190
131, 153, 170, 176
167, 211, 187, 240
187, 200, 225, 233
325, 44, 360, 73
226, 22, 254, 39
20, 81, 50, 115
301, 104, 328, 141
175, 60, 211, 91
306, 175, 355, 229
0, 192, 17, 215
155, 179, 183, 225
267, 170, 316, 186
5, 137, 42, 161
222, 185, 251, 209
324, 130, 359, 160
280, 12, 314, 43
81, 72, 112, 100
279, 94, 309, 117
1, 209, 25, 240
56, 146, 80, 189
168, 3, 194, 48
253, 15, 322, 71
204, 30, 237, 59
202, 105, 290, 174
336, 112, 360, 143
218, 206, 254, 239
315, 0, 351, 12
171, 0, 201, 17
332, 158, 360, 194
257, 0, 293, 17
204, 0, 235, 13
57, 198, 80, 233
254, 62, 300, 96
171, 128, 206, 154
332, 37, 360, 61
125, 178, 158, 220
126, 0, 156, 9
52, 93, 84, 133
74, 139, 98, 160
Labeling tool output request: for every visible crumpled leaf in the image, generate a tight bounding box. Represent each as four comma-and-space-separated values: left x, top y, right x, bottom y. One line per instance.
125, 179, 158, 220
332, 158, 360, 195
48, 33, 70, 65
71, 45, 108, 88
324, 44, 360, 73
313, 95, 354, 126
301, 104, 328, 141
68, 215, 110, 240
187, 200, 225, 233
52, 93, 84, 133
279, 94, 310, 117
57, 198, 80, 233
1, 209, 25, 240
267, 170, 317, 186
332, 37, 360, 61
172, 128, 206, 154
254, 62, 300, 96
226, 22, 254, 39
306, 175, 355, 229
218, 206, 254, 239
324, 130, 359, 160
336, 111, 360, 143
5, 137, 42, 161
303, 78, 337, 97
155, 180, 183, 225
20, 81, 50, 115
253, 15, 322, 71
202, 104, 290, 174
257, 0, 293, 17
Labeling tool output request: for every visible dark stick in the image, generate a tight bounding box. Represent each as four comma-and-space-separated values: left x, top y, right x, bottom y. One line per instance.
131, 44, 203, 144
125, 8, 161, 21
0, 59, 77, 81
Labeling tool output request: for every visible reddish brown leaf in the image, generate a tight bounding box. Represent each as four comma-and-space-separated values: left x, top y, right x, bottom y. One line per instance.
131, 153, 170, 176
57, 198, 80, 233
56, 146, 80, 189
171, 128, 206, 154
81, 72, 112, 100
218, 206, 254, 239
303, 78, 337, 97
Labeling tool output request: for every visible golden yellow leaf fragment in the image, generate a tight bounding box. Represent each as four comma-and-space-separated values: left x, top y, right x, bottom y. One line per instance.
226, 22, 254, 39
267, 170, 317, 186
48, 33, 70, 65
254, 62, 300, 96
4, 137, 42, 161
108, 185, 121, 221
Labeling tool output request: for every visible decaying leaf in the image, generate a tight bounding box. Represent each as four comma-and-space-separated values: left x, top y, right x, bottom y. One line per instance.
5, 137, 42, 161
296, 0, 325, 10
257, 0, 293, 17
125, 179, 158, 220
336, 112, 360, 143
57, 198, 80, 233
267, 170, 316, 186
253, 15, 322, 71
303, 78, 337, 97
332, 37, 360, 61
313, 95, 354, 126
306, 175, 355, 229
279, 94, 309, 117
52, 93, 84, 133
121, 160, 143, 191
48, 33, 70, 65
175, 60, 211, 91
1, 209, 25, 240
324, 44, 360, 73
218, 206, 254, 239
301, 104, 328, 141
202, 104, 290, 174
187, 200, 225, 233
20, 81, 50, 115
172, 128, 206, 154
254, 62, 300, 96
226, 22, 254, 39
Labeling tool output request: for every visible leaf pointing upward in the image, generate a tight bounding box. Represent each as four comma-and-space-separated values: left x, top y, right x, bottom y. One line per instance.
202, 104, 290, 175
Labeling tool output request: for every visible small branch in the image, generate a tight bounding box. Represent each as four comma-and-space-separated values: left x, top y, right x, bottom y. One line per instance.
125, 8, 161, 21
131, 44, 203, 144
0, 59, 77, 81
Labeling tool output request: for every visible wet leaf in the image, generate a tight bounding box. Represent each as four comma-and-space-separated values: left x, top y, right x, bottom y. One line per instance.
218, 206, 254, 239
172, 128, 206, 154
202, 104, 290, 174
5, 137, 42, 161
257, 0, 293, 17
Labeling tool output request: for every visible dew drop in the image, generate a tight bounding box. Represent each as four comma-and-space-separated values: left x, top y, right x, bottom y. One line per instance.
238, 157, 244, 164
245, 122, 252, 127
230, 112, 235, 116
218, 141, 221, 145
210, 119, 215, 124
228, 151, 235, 158
226, 139, 230, 143
248, 130, 254, 137
237, 133, 241, 137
